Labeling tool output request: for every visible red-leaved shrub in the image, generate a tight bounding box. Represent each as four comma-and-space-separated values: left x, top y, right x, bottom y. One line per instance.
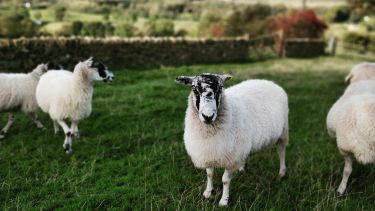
270, 9, 327, 38
211, 24, 225, 37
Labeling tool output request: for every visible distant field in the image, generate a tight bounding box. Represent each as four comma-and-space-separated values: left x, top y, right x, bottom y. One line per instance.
2, 55, 375, 209
216, 0, 346, 7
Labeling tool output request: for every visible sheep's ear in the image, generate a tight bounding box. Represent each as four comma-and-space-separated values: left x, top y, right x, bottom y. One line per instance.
175, 76, 194, 86
220, 74, 232, 82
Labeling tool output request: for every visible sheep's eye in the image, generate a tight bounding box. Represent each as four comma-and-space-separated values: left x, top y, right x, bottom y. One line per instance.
206, 92, 213, 97
192, 86, 198, 92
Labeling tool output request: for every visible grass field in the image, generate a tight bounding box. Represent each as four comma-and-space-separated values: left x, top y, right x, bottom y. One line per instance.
1, 55, 375, 210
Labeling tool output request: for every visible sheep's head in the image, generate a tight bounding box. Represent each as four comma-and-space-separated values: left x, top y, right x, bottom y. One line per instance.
176, 73, 232, 124
83, 57, 114, 83
31, 63, 49, 77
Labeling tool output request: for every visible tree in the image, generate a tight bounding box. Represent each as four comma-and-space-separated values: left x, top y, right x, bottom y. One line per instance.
55, 6, 66, 21
224, 4, 272, 37
347, 0, 375, 22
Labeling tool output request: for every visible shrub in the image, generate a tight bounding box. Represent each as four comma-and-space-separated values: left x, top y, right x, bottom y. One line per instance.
197, 10, 223, 37
105, 22, 115, 36
83, 22, 106, 37
325, 6, 350, 23
362, 16, 375, 32
115, 21, 136, 37
347, 0, 375, 22
0, 8, 38, 38
369, 33, 375, 52
55, 6, 66, 21
145, 19, 175, 37
224, 4, 272, 37
72, 21, 83, 36
270, 9, 327, 39
342, 31, 371, 52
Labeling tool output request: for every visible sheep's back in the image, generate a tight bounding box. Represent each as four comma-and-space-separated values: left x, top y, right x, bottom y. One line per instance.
350, 62, 375, 83
335, 95, 375, 163
0, 74, 38, 112
225, 79, 288, 152
36, 70, 75, 118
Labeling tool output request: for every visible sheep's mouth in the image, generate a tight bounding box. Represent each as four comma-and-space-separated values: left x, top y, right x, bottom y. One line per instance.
104, 78, 113, 83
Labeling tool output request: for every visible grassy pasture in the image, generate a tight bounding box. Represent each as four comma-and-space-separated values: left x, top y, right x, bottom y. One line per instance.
1, 56, 375, 210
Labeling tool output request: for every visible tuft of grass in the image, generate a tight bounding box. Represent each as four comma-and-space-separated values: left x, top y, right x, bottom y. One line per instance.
1, 56, 375, 210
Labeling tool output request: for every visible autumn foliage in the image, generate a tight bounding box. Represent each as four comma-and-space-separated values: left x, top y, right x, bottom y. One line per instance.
270, 9, 327, 39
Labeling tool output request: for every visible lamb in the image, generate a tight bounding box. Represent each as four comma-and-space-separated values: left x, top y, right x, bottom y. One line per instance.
345, 62, 375, 83
175, 73, 289, 206
327, 79, 375, 195
0, 64, 50, 139
36, 57, 114, 154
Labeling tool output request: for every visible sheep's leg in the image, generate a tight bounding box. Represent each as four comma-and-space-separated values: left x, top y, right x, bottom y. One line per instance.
203, 168, 214, 198
28, 113, 45, 130
57, 120, 73, 155
53, 120, 60, 135
71, 121, 80, 139
277, 126, 288, 177
219, 169, 233, 206
0, 113, 15, 139
337, 156, 352, 195
277, 140, 287, 177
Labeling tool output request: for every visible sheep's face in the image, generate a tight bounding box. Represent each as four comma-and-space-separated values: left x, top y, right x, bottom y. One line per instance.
85, 57, 114, 83
176, 73, 232, 124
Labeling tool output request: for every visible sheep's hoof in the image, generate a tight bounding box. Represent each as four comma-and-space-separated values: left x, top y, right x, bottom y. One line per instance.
63, 144, 72, 155
239, 166, 245, 172
203, 189, 212, 199
0, 131, 6, 139
279, 168, 287, 178
65, 149, 73, 155
218, 197, 228, 207
337, 186, 346, 196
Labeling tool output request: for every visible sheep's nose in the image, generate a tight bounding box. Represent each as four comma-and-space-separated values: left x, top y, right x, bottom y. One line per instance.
202, 113, 214, 123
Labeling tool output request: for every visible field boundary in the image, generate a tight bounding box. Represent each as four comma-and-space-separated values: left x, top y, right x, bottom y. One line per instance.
0, 36, 277, 72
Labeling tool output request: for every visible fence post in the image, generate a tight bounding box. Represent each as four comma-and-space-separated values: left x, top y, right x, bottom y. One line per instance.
327, 36, 337, 55
276, 30, 285, 57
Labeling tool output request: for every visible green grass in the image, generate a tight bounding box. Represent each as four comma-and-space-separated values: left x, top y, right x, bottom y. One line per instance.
1, 56, 375, 210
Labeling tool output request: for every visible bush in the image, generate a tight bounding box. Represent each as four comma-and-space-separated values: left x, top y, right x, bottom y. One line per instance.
347, 0, 375, 23
115, 21, 136, 37
325, 6, 350, 23
72, 21, 83, 36
105, 22, 115, 36
342, 31, 371, 52
54, 6, 66, 21
342, 32, 369, 45
270, 9, 327, 39
197, 10, 223, 37
362, 16, 375, 32
145, 19, 175, 37
0, 8, 38, 38
83, 22, 106, 37
224, 4, 272, 37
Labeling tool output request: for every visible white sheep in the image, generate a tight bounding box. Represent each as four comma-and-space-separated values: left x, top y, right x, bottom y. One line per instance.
36, 57, 114, 154
345, 62, 375, 83
176, 73, 289, 206
327, 79, 375, 195
0, 64, 49, 139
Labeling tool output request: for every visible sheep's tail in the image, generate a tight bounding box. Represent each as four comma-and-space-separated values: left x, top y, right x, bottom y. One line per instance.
327, 128, 336, 138
345, 72, 353, 83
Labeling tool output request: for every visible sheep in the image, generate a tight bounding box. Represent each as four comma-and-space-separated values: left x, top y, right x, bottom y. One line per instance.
36, 57, 114, 154
175, 73, 289, 206
0, 64, 51, 139
345, 62, 375, 83
327, 79, 375, 195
